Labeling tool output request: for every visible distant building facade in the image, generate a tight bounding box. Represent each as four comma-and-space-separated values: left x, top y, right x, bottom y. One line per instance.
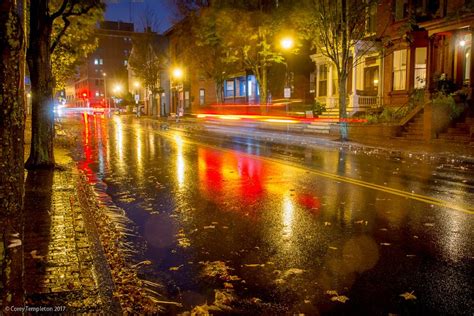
66, 21, 135, 108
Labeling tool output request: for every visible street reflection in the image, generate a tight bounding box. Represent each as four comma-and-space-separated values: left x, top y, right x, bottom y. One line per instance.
174, 134, 185, 188
282, 195, 294, 239
70, 115, 473, 315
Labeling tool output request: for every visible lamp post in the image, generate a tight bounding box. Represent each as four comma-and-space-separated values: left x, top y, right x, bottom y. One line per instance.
172, 67, 183, 122
112, 84, 122, 113
102, 72, 108, 114
280, 36, 294, 114
134, 81, 140, 117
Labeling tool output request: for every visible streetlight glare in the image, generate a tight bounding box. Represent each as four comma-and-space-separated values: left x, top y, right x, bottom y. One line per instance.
113, 84, 122, 93
281, 37, 294, 50
134, 82, 140, 88
172, 68, 183, 79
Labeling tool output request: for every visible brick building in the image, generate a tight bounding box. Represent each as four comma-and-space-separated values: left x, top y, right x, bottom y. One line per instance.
66, 21, 135, 109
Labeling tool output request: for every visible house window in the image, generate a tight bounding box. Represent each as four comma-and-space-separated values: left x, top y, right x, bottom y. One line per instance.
99, 59, 103, 65
364, 66, 379, 93
199, 89, 205, 106
94, 59, 99, 65
394, 0, 408, 21
225, 80, 234, 98
465, 47, 471, 83
392, 49, 407, 90
185, 91, 190, 108
366, 2, 377, 34
414, 47, 427, 88
95, 91, 99, 97
310, 72, 316, 94
318, 64, 328, 97
124, 60, 128, 66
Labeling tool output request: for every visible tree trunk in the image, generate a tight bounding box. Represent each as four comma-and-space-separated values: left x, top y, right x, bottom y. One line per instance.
25, 0, 55, 169
258, 67, 268, 114
338, 75, 349, 140
0, 0, 26, 307
216, 80, 223, 104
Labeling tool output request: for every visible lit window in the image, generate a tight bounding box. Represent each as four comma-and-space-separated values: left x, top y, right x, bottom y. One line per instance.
392, 49, 407, 90
414, 47, 427, 88
95, 91, 99, 97
100, 59, 103, 65
94, 59, 99, 65
318, 64, 328, 97
124, 60, 128, 66
199, 89, 205, 106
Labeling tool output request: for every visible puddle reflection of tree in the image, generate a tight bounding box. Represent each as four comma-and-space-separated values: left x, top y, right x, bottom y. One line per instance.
23, 170, 54, 296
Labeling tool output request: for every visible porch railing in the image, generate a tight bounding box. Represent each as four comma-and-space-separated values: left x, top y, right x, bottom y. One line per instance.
357, 95, 382, 108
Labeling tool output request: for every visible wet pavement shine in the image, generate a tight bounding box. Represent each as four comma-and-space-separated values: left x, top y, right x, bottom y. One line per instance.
67, 112, 473, 315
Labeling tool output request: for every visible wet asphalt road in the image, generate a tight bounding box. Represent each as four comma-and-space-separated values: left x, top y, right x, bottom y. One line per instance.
67, 112, 473, 315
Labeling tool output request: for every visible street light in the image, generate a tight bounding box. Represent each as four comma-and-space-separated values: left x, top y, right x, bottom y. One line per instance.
172, 67, 183, 80
171, 67, 184, 121
133, 81, 140, 117
280, 36, 294, 114
280, 37, 294, 50
112, 84, 122, 113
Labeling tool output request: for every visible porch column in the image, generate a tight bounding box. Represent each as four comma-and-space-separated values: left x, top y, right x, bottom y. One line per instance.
470, 27, 474, 101
426, 34, 436, 95
315, 64, 320, 98
352, 58, 358, 111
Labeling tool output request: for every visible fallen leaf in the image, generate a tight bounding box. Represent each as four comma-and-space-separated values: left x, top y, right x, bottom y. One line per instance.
10, 233, 19, 238
400, 291, 416, 300
224, 282, 234, 289
7, 239, 21, 248
244, 263, 264, 268
169, 264, 184, 271
423, 223, 435, 227
380, 243, 391, 246
325, 290, 338, 296
406, 254, 416, 257
30, 250, 44, 260
204, 225, 216, 229
329, 246, 338, 250
324, 222, 331, 226
331, 295, 349, 303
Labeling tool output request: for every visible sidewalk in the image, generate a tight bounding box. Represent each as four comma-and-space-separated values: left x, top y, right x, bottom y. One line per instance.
21, 148, 119, 313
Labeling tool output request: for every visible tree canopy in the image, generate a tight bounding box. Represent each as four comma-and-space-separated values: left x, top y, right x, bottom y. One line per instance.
51, 3, 103, 90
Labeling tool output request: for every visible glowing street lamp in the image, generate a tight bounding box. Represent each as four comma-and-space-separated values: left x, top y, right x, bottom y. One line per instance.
171, 67, 184, 121
113, 84, 122, 94
280, 37, 294, 50
112, 84, 122, 112
133, 82, 141, 116
172, 67, 183, 80
280, 36, 295, 114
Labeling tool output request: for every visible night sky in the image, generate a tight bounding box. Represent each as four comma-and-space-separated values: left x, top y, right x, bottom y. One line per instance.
104, 0, 178, 33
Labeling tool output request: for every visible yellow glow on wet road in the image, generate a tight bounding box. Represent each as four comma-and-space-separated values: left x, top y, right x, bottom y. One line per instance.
174, 134, 185, 188
282, 195, 294, 239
